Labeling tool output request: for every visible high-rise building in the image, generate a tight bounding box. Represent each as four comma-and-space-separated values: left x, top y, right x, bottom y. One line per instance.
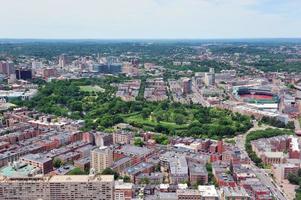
6, 62, 15, 76
0, 61, 15, 76
182, 78, 192, 95
15, 68, 33, 80
42, 68, 58, 79
204, 72, 215, 86
0, 61, 6, 74
91, 146, 113, 173
58, 54, 68, 68
0, 175, 114, 200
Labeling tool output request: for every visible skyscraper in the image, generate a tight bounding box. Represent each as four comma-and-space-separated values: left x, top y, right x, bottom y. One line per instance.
204, 68, 215, 86
58, 54, 68, 68
0, 61, 15, 76
182, 78, 192, 95
91, 146, 113, 173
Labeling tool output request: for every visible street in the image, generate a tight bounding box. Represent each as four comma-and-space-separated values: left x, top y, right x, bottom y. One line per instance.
235, 122, 288, 200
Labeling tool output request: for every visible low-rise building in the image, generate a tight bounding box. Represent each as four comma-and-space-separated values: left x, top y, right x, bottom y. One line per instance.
272, 163, 299, 183
188, 162, 208, 185
136, 172, 164, 185
177, 189, 202, 200
114, 180, 133, 200
122, 162, 154, 183
220, 187, 251, 200
261, 152, 285, 165
113, 131, 133, 145
198, 185, 219, 200
169, 155, 189, 184
20, 153, 53, 174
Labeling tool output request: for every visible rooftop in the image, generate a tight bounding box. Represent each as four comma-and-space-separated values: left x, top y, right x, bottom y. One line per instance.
188, 162, 207, 174
198, 185, 219, 197
115, 180, 133, 190
0, 162, 40, 177
177, 189, 201, 196
117, 145, 152, 156
169, 155, 188, 175
124, 162, 154, 175
21, 153, 52, 164
49, 175, 114, 183
264, 152, 284, 158
221, 186, 250, 197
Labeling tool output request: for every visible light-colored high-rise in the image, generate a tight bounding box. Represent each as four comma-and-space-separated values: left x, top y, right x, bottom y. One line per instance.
91, 146, 113, 173
58, 54, 68, 68
204, 72, 215, 86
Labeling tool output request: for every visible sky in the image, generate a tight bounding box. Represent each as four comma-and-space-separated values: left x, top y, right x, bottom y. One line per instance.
0, 0, 300, 39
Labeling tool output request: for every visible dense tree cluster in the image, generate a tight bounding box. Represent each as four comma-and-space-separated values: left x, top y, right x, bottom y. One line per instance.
164, 60, 230, 73
13, 78, 252, 139
154, 134, 169, 145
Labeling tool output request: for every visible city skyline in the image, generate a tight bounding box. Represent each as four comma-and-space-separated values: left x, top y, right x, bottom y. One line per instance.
0, 0, 300, 39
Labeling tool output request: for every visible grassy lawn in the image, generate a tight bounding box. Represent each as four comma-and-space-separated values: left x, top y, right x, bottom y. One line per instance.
79, 85, 105, 93
124, 113, 189, 130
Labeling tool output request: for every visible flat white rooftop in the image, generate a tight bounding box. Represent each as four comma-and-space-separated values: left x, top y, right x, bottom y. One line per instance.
49, 175, 114, 183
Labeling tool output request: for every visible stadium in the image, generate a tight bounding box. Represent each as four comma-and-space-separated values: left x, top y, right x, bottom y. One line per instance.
233, 86, 279, 110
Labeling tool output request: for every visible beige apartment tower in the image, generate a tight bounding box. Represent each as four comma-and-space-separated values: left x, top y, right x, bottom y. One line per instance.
91, 146, 114, 173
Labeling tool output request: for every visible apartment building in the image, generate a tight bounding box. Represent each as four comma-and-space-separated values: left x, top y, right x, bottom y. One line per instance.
91, 146, 113, 173
0, 175, 114, 200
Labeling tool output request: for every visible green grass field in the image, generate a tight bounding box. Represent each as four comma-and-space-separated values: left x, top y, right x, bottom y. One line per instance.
79, 85, 105, 92
124, 114, 189, 130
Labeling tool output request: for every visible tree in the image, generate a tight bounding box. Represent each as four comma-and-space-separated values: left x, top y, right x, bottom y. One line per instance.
139, 177, 150, 185
174, 113, 185, 125
154, 134, 169, 145
134, 138, 144, 147
101, 168, 119, 180
16, 78, 253, 140
53, 158, 63, 168
123, 175, 131, 183
67, 167, 87, 175
155, 124, 171, 134
288, 173, 300, 185
141, 108, 151, 119
298, 169, 301, 177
